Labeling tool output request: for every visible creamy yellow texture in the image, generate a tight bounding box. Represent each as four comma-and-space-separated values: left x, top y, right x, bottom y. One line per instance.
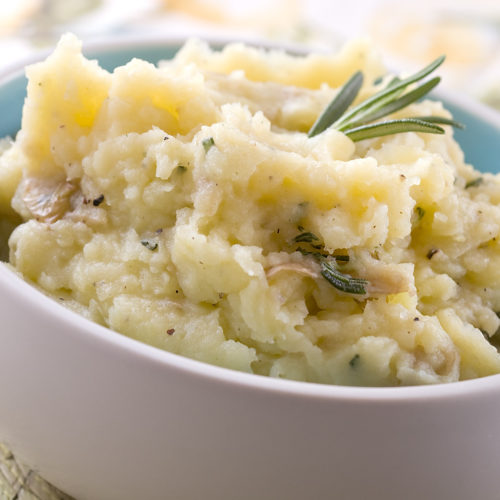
1, 34, 500, 386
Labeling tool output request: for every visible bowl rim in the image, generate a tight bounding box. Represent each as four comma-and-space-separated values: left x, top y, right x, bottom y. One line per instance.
2, 34, 500, 402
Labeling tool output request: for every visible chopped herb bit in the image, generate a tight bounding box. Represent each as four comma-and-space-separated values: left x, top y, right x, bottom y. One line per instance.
334, 255, 350, 262
166, 328, 175, 335
415, 206, 425, 220
177, 165, 187, 173
297, 225, 305, 232
349, 354, 360, 368
141, 239, 158, 251
293, 231, 319, 243
296, 247, 328, 258
202, 137, 215, 153
426, 248, 439, 260
465, 177, 483, 189
92, 194, 104, 206
320, 259, 367, 295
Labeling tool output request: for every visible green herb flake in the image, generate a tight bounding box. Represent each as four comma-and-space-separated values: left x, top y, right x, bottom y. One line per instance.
141, 239, 158, 251
176, 165, 187, 173
334, 255, 350, 262
415, 206, 425, 220
293, 232, 319, 243
465, 177, 483, 189
202, 137, 215, 153
349, 354, 360, 368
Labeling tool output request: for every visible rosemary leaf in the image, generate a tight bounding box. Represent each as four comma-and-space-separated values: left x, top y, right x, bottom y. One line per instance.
308, 71, 363, 138
320, 259, 367, 295
415, 115, 465, 129
345, 118, 444, 142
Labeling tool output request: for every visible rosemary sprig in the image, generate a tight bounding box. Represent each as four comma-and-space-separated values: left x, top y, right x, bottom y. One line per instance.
341, 77, 441, 129
333, 56, 445, 131
308, 55, 464, 142
293, 232, 367, 294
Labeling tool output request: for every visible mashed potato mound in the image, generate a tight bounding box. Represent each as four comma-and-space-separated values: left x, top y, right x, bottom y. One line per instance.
1, 34, 500, 386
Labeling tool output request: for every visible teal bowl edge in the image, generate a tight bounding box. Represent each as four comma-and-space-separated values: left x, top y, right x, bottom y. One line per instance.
1, 41, 500, 173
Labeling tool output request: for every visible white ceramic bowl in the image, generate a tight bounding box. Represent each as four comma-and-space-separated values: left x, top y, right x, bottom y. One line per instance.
1, 37, 500, 500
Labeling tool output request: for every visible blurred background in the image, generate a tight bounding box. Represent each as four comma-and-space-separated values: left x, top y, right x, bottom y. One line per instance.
0, 0, 500, 108
0, 0, 499, 498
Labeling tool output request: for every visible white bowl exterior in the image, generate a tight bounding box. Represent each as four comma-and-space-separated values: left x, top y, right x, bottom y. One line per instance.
1, 262, 500, 500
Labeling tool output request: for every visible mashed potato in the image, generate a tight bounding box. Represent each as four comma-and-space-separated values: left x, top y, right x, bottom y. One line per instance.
1, 34, 500, 386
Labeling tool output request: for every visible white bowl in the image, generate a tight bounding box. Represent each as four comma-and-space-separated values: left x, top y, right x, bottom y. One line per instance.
1, 37, 500, 500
